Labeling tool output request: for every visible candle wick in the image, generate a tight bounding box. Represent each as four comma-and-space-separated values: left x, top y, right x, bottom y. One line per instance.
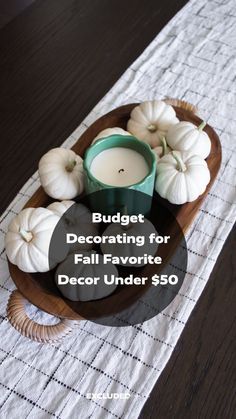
118, 168, 125, 173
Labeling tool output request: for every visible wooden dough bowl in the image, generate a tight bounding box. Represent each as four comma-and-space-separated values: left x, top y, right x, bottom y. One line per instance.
7, 101, 222, 342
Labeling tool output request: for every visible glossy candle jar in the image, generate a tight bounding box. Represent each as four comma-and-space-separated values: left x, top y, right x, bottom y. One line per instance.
83, 135, 156, 216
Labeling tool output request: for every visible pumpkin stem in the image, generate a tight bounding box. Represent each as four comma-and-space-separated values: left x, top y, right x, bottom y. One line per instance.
66, 160, 76, 172
19, 228, 33, 242
172, 151, 187, 172
121, 205, 131, 231
122, 205, 128, 216
147, 123, 157, 133
160, 136, 168, 156
198, 121, 206, 131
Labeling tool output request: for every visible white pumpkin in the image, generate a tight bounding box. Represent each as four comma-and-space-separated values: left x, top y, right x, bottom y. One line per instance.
47, 200, 75, 216
47, 201, 98, 252
38, 148, 84, 200
155, 151, 210, 205
166, 121, 211, 159
127, 100, 179, 148
152, 136, 171, 161
92, 127, 131, 144
101, 219, 158, 267
5, 207, 67, 272
55, 251, 118, 301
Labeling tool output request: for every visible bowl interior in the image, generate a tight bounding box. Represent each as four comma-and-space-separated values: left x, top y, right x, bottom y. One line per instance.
9, 103, 221, 320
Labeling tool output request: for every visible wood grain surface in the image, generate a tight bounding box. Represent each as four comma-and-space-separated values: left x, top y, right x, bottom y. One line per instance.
0, 0, 35, 28
0, 1, 235, 418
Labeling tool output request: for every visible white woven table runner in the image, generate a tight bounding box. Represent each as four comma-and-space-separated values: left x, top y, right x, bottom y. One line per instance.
0, 0, 236, 417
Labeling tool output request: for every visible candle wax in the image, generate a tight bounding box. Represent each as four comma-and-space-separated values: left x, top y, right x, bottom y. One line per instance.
90, 147, 149, 187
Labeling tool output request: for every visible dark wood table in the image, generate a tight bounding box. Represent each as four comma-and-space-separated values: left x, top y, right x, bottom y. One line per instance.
0, 1, 235, 418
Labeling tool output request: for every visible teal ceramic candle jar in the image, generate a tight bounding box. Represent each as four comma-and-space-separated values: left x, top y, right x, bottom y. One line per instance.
83, 135, 156, 215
